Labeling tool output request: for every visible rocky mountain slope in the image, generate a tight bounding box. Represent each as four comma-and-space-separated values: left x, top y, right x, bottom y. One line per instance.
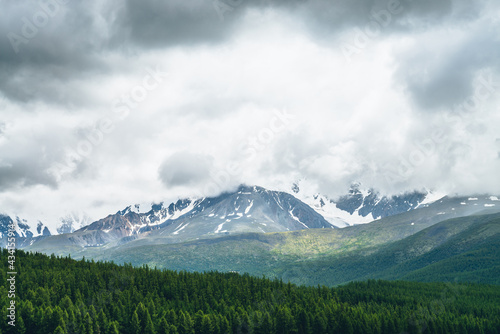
27, 185, 333, 249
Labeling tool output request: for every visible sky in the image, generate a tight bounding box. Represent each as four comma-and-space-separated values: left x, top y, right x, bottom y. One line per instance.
1, 0, 500, 229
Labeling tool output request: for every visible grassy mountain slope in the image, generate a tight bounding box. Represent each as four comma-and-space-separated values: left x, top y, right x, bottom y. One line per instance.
67, 203, 467, 271
25, 198, 500, 287
275, 213, 500, 286
72, 212, 500, 287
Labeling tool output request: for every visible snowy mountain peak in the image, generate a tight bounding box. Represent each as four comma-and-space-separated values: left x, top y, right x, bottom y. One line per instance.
290, 181, 446, 227
117, 204, 142, 216
0, 213, 52, 247
57, 212, 92, 234
56, 185, 333, 248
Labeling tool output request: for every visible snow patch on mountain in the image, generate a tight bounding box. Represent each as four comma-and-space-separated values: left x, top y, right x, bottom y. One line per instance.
416, 191, 446, 207
173, 222, 189, 235
289, 209, 309, 229
215, 223, 224, 233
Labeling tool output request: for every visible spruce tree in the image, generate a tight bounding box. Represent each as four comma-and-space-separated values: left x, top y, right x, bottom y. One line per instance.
130, 311, 141, 334
106, 321, 120, 334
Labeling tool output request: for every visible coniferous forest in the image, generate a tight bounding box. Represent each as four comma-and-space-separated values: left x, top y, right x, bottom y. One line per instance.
1, 249, 500, 334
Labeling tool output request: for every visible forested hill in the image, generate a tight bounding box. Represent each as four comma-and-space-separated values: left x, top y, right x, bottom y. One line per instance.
1, 250, 500, 334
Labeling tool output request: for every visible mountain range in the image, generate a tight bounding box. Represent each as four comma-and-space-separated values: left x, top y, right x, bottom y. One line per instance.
3, 184, 500, 286
2, 183, 451, 243
5, 184, 452, 249
21, 185, 334, 250
42, 196, 497, 286
291, 181, 444, 227
0, 214, 51, 248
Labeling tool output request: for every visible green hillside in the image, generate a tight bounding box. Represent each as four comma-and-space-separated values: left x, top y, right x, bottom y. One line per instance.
74, 213, 500, 287
1, 250, 500, 334
25, 202, 500, 288
58, 210, 492, 286
275, 213, 500, 286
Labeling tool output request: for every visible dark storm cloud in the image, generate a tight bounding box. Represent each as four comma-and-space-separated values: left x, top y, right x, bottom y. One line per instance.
113, 0, 485, 49
0, 0, 491, 107
113, 0, 236, 47
0, 0, 112, 106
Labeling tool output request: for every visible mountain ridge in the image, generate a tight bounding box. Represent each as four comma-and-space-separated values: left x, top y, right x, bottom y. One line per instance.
26, 185, 334, 249
7, 184, 500, 253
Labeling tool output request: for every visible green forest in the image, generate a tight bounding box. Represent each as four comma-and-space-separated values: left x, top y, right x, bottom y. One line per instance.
1, 249, 500, 334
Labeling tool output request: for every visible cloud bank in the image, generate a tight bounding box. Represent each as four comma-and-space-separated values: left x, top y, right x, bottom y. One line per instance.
0, 0, 499, 229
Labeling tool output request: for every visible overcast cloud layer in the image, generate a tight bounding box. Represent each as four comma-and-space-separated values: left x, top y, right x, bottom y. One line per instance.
1, 0, 499, 229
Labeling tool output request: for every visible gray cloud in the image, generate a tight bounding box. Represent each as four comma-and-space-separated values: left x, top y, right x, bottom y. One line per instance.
158, 152, 214, 188
0, 136, 60, 191
0, 0, 499, 227
0, 0, 491, 107
395, 27, 500, 111
0, 0, 112, 106
0, 162, 57, 190
113, 0, 236, 48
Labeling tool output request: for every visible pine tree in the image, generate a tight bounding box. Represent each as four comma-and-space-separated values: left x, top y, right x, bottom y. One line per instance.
83, 313, 94, 334
262, 312, 274, 334
276, 307, 296, 334
201, 315, 215, 334
237, 310, 251, 334
66, 308, 78, 334
14, 315, 26, 334
96, 309, 108, 334
20, 300, 35, 333
169, 325, 179, 334
53, 326, 67, 334
144, 310, 156, 334
193, 310, 204, 334
52, 307, 67, 334
106, 321, 120, 334
166, 310, 178, 326
131, 311, 141, 334
177, 311, 194, 334
338, 315, 354, 334
159, 318, 171, 334
219, 315, 231, 334
297, 309, 311, 334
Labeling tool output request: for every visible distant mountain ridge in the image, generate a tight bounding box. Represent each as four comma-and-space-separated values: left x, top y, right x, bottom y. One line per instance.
5, 184, 500, 252
57, 212, 93, 234
30, 199, 500, 286
29, 185, 333, 249
0, 214, 51, 248
291, 181, 446, 227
